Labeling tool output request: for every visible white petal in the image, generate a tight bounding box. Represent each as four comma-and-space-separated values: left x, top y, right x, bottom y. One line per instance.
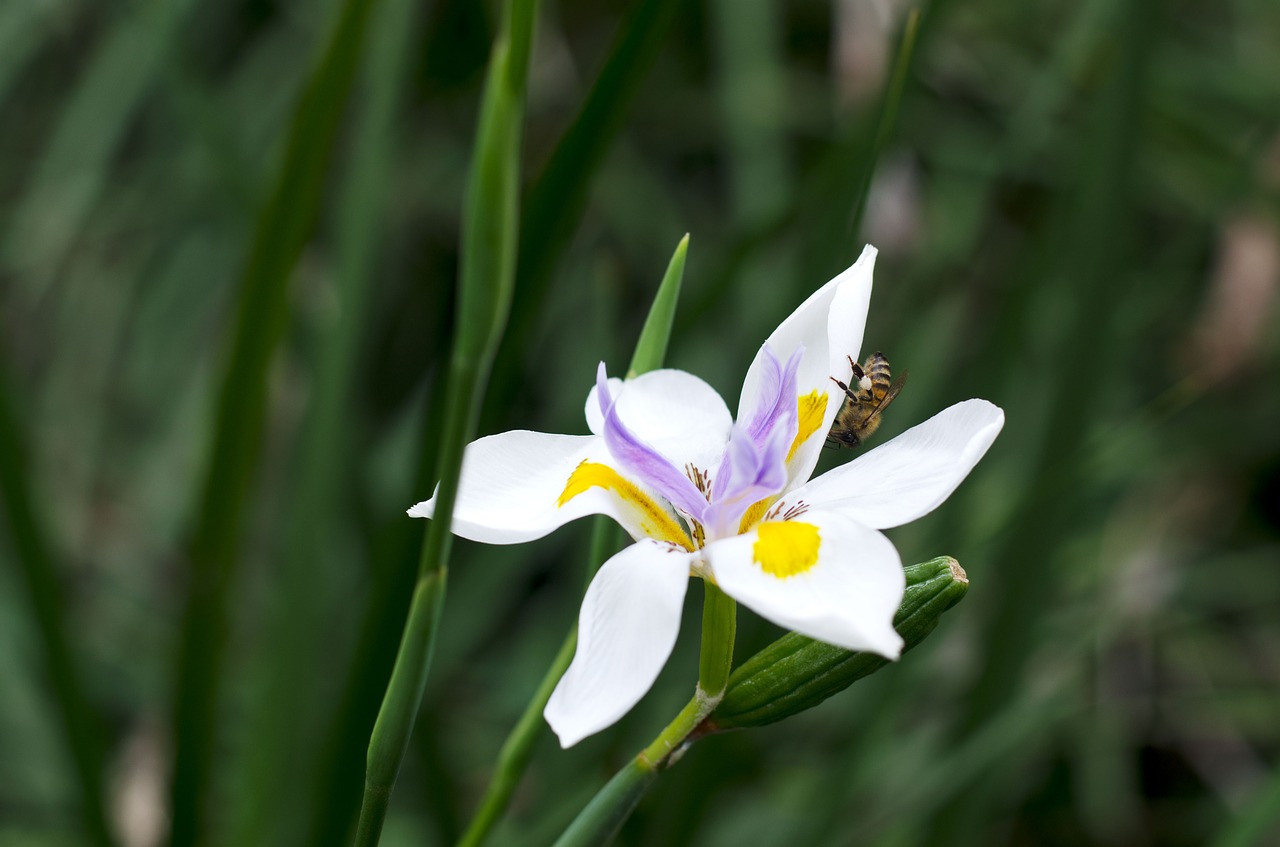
407, 431, 668, 544
737, 246, 876, 488
791, 399, 1005, 529
586, 368, 733, 473
545, 540, 693, 747
706, 509, 904, 657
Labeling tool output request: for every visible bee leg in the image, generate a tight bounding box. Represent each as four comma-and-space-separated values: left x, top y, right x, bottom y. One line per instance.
829, 375, 860, 402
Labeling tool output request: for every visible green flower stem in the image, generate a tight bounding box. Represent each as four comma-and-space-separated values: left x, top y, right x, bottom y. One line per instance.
354, 568, 448, 845
353, 2, 537, 843
550, 758, 659, 847
455, 516, 617, 847
697, 582, 736, 699
455, 235, 688, 847
552, 692, 708, 847
455, 610, 579, 847
638, 692, 712, 769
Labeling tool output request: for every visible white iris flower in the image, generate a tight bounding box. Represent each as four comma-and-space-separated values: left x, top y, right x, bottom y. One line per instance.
410, 246, 1004, 747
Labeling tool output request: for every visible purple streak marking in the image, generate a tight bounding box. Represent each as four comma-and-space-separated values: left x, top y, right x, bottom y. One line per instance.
596, 363, 709, 522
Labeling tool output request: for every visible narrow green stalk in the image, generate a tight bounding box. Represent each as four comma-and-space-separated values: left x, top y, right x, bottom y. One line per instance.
638, 693, 714, 769
308, 19, 685, 840
627, 234, 688, 377
455, 518, 615, 847
353, 2, 537, 843
0, 369, 115, 847
167, 1, 380, 843
697, 583, 736, 699
455, 621, 578, 847
486, 0, 683, 420
455, 235, 688, 846
354, 569, 449, 845
550, 759, 659, 847
552, 692, 709, 847
228, 0, 417, 840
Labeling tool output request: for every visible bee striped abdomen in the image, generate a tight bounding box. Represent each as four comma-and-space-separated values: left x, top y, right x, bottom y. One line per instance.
863, 352, 892, 399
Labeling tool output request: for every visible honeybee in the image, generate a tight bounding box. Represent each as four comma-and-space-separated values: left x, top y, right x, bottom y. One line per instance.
827, 351, 907, 448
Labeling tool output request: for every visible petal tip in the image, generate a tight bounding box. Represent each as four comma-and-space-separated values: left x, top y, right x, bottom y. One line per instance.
407, 500, 433, 518
543, 702, 588, 749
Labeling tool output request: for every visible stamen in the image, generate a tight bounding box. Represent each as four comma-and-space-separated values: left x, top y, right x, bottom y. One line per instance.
685, 463, 712, 497
767, 500, 809, 522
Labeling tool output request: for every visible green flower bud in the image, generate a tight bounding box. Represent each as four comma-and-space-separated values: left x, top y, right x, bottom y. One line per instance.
704, 556, 969, 731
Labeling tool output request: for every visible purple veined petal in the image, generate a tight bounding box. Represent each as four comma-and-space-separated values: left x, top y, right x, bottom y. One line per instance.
704, 416, 793, 538
740, 346, 783, 442
740, 346, 803, 450
596, 363, 709, 523
736, 246, 876, 492
583, 369, 733, 475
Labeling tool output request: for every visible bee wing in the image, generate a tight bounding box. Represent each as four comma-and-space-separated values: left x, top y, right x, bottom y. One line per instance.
880, 370, 907, 406
856, 369, 908, 425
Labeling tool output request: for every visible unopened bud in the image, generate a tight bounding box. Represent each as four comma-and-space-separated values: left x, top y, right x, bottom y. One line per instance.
704, 556, 969, 731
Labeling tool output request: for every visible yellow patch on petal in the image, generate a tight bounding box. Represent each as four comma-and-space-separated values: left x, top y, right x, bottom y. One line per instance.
558, 461, 694, 550
787, 390, 827, 462
738, 497, 774, 534
752, 521, 821, 579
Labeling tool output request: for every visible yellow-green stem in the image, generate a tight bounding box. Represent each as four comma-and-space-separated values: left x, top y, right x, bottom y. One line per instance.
697, 582, 736, 700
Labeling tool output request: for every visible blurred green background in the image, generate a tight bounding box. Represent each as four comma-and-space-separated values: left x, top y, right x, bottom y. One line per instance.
2, 0, 1279, 845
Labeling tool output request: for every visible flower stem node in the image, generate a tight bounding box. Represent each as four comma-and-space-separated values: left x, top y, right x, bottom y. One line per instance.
706, 557, 970, 732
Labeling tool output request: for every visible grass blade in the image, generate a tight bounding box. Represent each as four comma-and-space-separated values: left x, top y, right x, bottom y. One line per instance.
220, 0, 420, 842
0, 365, 115, 846
166, 0, 383, 843
483, 0, 683, 422
352, 1, 538, 843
